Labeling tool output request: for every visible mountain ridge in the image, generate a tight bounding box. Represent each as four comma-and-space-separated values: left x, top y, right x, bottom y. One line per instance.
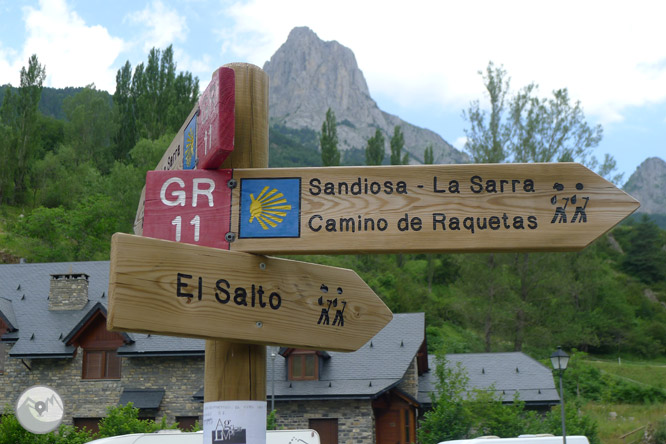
624, 156, 666, 219
263, 27, 468, 165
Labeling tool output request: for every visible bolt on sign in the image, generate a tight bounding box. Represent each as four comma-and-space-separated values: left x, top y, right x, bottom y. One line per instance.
141, 162, 639, 254
107, 233, 392, 352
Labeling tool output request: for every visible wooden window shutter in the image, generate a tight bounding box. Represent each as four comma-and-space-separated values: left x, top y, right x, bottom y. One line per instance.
105, 350, 121, 379
83, 350, 103, 379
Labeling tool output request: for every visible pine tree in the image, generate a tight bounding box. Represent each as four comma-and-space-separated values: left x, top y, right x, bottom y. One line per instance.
113, 45, 199, 159
365, 129, 385, 165
424, 143, 434, 164
320, 108, 340, 166
390, 125, 406, 165
10, 55, 46, 202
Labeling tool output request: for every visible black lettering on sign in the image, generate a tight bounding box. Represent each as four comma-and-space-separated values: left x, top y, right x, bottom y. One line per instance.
433, 177, 460, 194
432, 213, 539, 232
177, 274, 282, 311
470, 176, 535, 194
177, 273, 194, 298
307, 215, 389, 233
397, 214, 423, 231
309, 177, 408, 196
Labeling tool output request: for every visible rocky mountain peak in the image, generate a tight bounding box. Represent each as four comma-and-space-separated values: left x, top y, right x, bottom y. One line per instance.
624, 157, 666, 215
263, 27, 467, 164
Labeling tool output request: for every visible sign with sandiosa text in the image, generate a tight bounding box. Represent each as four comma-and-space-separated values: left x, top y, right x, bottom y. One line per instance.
141, 163, 639, 254
107, 233, 392, 351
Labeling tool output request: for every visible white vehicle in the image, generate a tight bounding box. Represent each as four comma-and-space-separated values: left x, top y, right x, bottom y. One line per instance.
438, 436, 590, 444
89, 429, 320, 444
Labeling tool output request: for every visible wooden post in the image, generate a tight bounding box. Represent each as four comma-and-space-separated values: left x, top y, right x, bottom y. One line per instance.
204, 63, 269, 403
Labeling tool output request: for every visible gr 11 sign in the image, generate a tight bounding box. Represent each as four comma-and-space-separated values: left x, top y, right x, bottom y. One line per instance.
141, 163, 640, 254
107, 233, 393, 352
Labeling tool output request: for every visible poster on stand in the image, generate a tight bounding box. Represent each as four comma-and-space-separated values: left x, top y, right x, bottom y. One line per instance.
203, 401, 266, 444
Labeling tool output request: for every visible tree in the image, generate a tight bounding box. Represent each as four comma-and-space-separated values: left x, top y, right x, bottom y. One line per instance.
320, 107, 340, 166
621, 215, 666, 284
462, 61, 619, 182
1, 55, 47, 203
424, 143, 434, 165
113, 45, 199, 158
112, 61, 137, 159
463, 62, 510, 163
365, 128, 385, 165
390, 125, 407, 165
460, 62, 620, 352
63, 84, 113, 171
418, 356, 473, 444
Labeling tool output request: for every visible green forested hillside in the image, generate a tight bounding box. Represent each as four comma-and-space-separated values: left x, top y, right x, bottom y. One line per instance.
0, 50, 665, 364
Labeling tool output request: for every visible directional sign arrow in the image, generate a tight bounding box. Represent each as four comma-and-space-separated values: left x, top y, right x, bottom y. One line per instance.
142, 162, 640, 254
107, 233, 393, 352
133, 66, 235, 235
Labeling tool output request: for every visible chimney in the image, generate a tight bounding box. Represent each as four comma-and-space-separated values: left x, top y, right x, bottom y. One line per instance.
48, 273, 89, 311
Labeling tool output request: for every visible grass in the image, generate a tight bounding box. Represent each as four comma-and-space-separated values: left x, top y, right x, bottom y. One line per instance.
586, 358, 666, 389
579, 358, 666, 443
583, 402, 665, 444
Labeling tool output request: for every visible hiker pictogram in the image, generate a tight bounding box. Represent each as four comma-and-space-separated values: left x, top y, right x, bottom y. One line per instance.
550, 182, 589, 224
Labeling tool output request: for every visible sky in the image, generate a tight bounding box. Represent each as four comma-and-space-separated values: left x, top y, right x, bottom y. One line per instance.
0, 0, 664, 184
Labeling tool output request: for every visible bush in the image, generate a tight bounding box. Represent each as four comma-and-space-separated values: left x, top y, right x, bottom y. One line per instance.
0, 410, 94, 444
97, 403, 175, 438
652, 418, 666, 444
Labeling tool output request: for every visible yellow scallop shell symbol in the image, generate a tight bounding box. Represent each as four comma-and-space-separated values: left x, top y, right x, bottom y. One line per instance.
249, 186, 292, 230
184, 128, 194, 166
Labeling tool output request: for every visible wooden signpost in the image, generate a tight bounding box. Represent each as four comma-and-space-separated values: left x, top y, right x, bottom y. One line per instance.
107, 233, 392, 352
142, 163, 639, 254
109, 62, 641, 440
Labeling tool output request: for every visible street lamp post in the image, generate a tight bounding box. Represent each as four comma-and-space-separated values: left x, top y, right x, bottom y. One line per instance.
271, 352, 276, 411
550, 347, 570, 444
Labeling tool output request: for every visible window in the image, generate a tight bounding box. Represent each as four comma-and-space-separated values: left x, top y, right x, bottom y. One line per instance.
177, 416, 199, 431
74, 418, 101, 434
289, 351, 318, 380
83, 349, 121, 379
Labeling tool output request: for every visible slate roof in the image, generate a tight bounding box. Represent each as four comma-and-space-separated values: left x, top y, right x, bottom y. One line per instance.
0, 296, 17, 330
1, 260, 427, 401
265, 312, 426, 400
418, 352, 560, 407
0, 261, 204, 358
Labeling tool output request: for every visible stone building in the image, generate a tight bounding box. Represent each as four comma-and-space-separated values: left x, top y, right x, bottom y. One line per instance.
0, 261, 427, 444
0, 260, 558, 444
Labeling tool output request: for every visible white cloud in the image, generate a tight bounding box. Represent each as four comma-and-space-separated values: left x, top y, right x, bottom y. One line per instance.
124, 0, 187, 53
454, 137, 468, 151
222, 0, 666, 126
20, 0, 124, 92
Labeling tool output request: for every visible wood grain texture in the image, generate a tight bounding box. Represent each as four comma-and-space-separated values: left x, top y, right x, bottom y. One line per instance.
219, 63, 269, 170
205, 340, 266, 401
227, 163, 640, 254
107, 233, 392, 351
207, 63, 267, 403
